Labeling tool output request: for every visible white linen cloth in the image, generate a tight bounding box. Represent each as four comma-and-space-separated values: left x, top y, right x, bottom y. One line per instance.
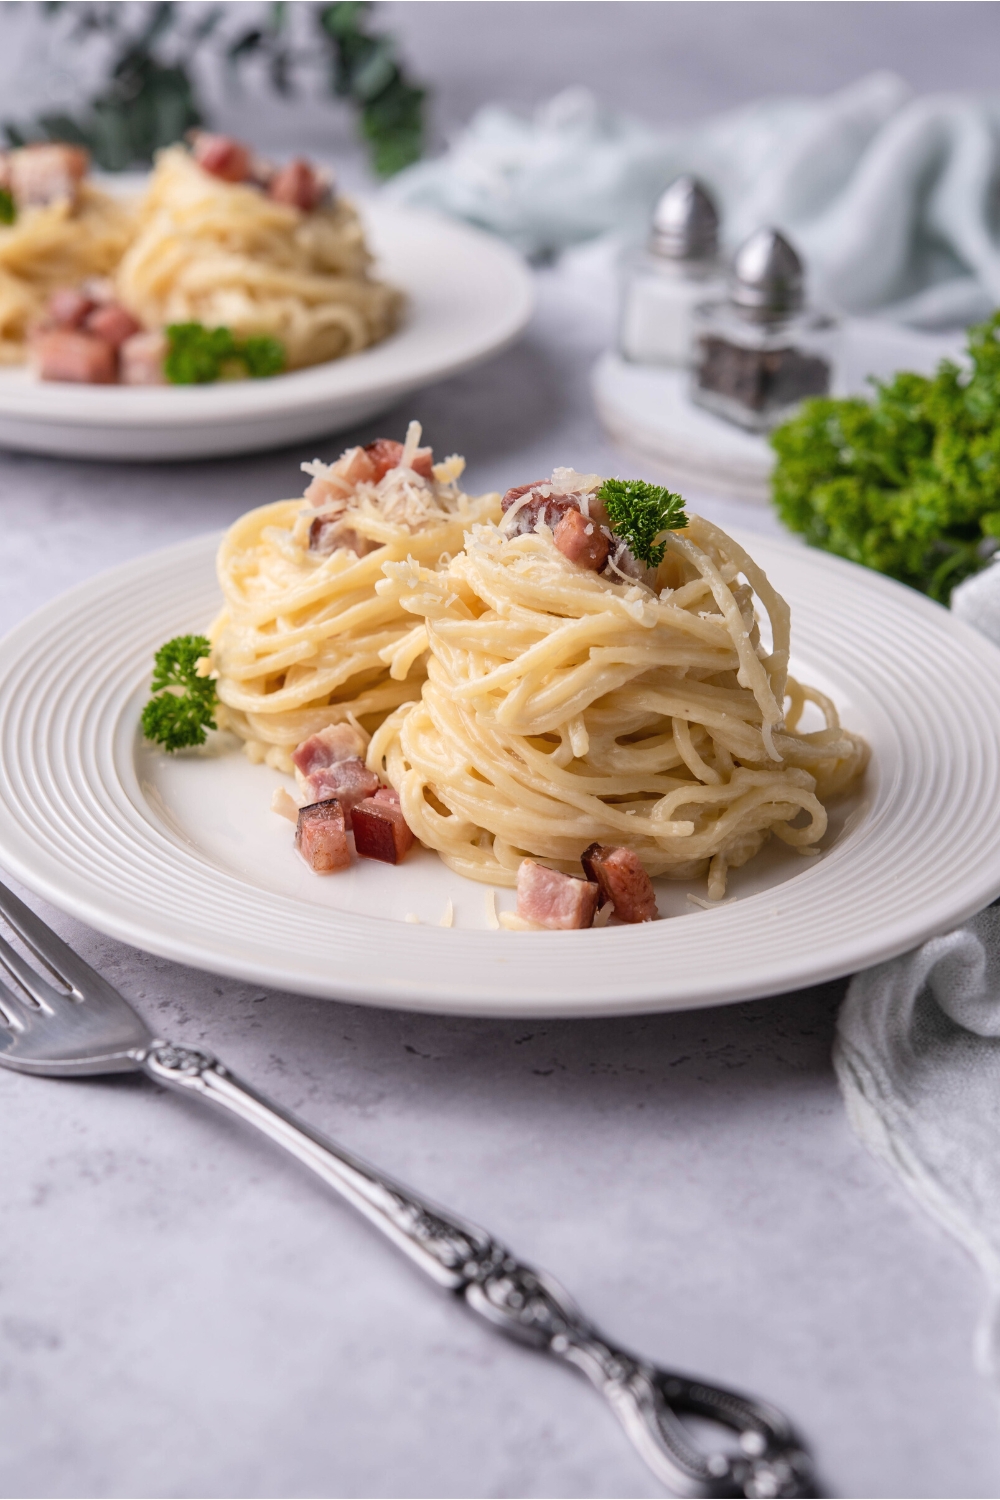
835, 573, 1000, 1381
388, 74, 1000, 327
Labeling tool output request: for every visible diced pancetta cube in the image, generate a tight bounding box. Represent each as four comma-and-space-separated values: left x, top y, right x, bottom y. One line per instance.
307, 517, 377, 558
47, 288, 94, 328
553, 506, 610, 571
352, 796, 415, 864
297, 757, 380, 825
373, 786, 400, 805
515, 860, 599, 930
119, 330, 166, 386
364, 437, 434, 482
295, 798, 350, 873
267, 158, 327, 211
304, 445, 378, 508
83, 303, 141, 348
8, 144, 89, 207
292, 722, 368, 777
31, 329, 116, 384
192, 133, 252, 183
581, 843, 658, 923
501, 483, 579, 537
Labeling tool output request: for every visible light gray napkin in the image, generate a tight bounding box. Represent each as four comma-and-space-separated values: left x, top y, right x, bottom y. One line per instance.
387, 73, 1000, 327
835, 571, 1000, 1381
835, 910, 1000, 1379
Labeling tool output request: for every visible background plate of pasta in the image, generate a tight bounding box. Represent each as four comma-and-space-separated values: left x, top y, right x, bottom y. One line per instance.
2, 431, 1000, 1017
0, 138, 532, 461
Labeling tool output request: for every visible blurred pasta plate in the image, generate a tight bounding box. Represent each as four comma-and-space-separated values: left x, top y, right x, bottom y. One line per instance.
2, 528, 1000, 1017
0, 202, 533, 462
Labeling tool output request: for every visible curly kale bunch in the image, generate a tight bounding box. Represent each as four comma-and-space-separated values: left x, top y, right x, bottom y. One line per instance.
771, 311, 1000, 602
141, 634, 217, 751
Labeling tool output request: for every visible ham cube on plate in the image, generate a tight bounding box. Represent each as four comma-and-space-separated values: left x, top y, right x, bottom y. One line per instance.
267, 158, 326, 211
31, 330, 116, 384
119, 331, 166, 386
553, 507, 610, 571
192, 133, 252, 183
292, 722, 368, 778
300, 758, 379, 826
295, 798, 350, 873
47, 288, 94, 329
581, 843, 658, 923
83, 303, 142, 349
515, 860, 599, 930
352, 795, 415, 864
292, 725, 376, 823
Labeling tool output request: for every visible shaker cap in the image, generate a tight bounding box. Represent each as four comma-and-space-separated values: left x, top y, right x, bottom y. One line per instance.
649, 175, 718, 260
730, 227, 804, 318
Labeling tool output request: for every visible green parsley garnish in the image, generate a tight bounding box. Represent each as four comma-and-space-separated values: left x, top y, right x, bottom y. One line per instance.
771, 310, 1000, 603
0, 188, 15, 226
164, 323, 285, 385
141, 635, 217, 752
597, 478, 689, 568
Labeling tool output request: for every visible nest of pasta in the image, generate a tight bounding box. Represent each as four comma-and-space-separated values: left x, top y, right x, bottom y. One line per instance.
115, 145, 402, 370
209, 423, 501, 770
0, 146, 134, 365
368, 484, 869, 897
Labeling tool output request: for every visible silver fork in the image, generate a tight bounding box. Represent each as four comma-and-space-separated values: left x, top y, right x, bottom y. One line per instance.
0, 874, 813, 1499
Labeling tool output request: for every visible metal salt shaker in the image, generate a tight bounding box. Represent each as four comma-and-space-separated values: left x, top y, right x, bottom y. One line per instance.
617, 175, 726, 368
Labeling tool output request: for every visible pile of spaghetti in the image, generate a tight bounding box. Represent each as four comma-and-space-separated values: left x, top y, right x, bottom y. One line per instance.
209, 422, 501, 769
0, 144, 134, 364
368, 472, 868, 896
116, 141, 401, 370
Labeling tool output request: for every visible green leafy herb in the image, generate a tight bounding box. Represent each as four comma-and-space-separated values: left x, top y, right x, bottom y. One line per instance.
0, 188, 16, 225
5, 3, 206, 171
771, 311, 1000, 602
317, 2, 425, 177
597, 478, 689, 568
10, 2, 426, 179
141, 634, 217, 751
239, 333, 286, 379
164, 322, 285, 384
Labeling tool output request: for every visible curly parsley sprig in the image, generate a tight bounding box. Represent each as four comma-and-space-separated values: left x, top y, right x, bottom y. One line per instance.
597, 478, 689, 568
141, 634, 217, 751
165, 323, 285, 384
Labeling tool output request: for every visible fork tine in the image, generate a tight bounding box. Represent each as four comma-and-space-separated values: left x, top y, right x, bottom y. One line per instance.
0, 973, 36, 1031
0, 877, 120, 1003
0, 929, 59, 1012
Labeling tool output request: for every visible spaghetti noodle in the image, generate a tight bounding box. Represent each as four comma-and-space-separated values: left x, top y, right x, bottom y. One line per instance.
0, 172, 134, 365
368, 480, 868, 896
116, 145, 401, 370
209, 422, 501, 770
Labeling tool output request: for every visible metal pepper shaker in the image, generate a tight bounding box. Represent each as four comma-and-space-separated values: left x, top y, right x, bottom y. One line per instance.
618, 176, 726, 368
690, 227, 837, 432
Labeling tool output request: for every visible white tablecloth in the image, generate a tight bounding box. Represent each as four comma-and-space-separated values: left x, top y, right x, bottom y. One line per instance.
1, 249, 998, 1499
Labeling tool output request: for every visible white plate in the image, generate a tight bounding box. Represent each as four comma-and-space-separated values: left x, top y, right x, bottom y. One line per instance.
2, 530, 1000, 1018
0, 202, 533, 462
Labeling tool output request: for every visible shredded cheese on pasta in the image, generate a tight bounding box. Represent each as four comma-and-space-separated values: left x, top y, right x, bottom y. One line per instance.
209, 427, 500, 770
366, 512, 868, 895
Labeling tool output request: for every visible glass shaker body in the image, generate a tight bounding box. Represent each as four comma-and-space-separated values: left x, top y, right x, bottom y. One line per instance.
618, 249, 726, 369
690, 301, 838, 432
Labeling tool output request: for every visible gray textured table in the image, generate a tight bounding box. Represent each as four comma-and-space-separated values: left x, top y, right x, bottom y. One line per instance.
2, 6, 1000, 1497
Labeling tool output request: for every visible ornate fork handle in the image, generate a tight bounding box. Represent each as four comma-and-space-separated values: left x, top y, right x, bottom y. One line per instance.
144, 1042, 813, 1499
